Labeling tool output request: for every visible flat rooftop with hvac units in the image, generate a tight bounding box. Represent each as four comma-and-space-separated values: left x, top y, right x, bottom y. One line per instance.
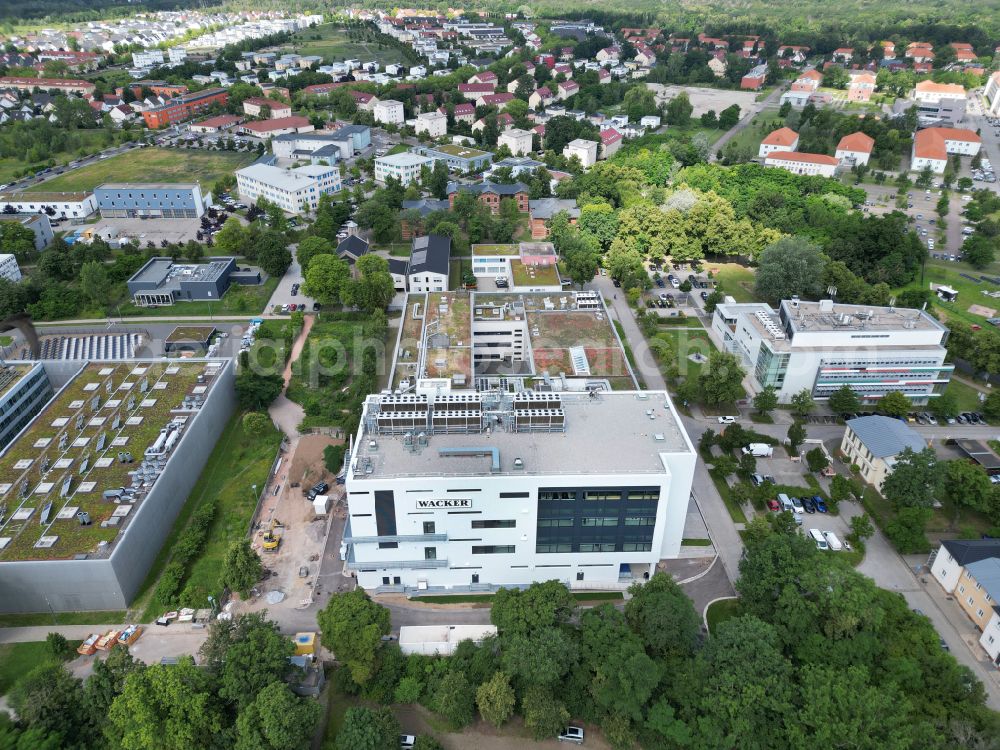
0, 359, 234, 612
344, 389, 696, 592
711, 297, 953, 404
392, 290, 636, 393
126, 256, 262, 307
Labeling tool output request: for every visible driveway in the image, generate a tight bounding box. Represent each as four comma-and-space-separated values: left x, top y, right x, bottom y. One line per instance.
265, 243, 315, 313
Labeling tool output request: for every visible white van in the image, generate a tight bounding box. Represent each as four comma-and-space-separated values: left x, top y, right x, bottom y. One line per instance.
823, 531, 844, 551
809, 528, 829, 550
778, 493, 793, 512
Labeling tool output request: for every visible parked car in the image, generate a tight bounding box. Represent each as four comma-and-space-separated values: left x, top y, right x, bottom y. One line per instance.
717, 416, 738, 425
399, 736, 416, 750
558, 726, 585, 744
812, 495, 828, 513
790, 496, 805, 514
801, 496, 816, 514
766, 498, 780, 512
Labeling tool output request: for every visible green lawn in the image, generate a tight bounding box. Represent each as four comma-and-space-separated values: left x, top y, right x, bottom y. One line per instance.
681, 537, 712, 546
722, 107, 781, 157
0, 641, 79, 696
895, 260, 1000, 329
118, 277, 278, 318
135, 412, 282, 621
0, 611, 124, 628
705, 598, 742, 635
708, 468, 749, 524
652, 327, 714, 382
28, 148, 257, 194
0, 130, 117, 184
709, 262, 758, 303
945, 378, 987, 413
288, 24, 409, 65
449, 258, 471, 290
416, 591, 623, 604
373, 243, 411, 257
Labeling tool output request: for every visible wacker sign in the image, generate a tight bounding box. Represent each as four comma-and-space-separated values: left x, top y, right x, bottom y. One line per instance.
416, 499, 472, 509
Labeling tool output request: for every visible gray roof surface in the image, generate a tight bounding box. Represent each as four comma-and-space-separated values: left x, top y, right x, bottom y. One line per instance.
401, 198, 450, 216
448, 180, 528, 197
529, 197, 581, 220
409, 234, 451, 276
942, 539, 1000, 566
966, 558, 1000, 602
845, 415, 926, 458
336, 235, 369, 262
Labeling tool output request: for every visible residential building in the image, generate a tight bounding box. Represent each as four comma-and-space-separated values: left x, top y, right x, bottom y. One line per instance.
529, 198, 580, 239
955, 559, 1000, 634
528, 87, 554, 110
414, 110, 447, 137
847, 72, 876, 102
235, 162, 340, 214
0, 192, 97, 220
374, 99, 405, 124
600, 128, 623, 159
563, 138, 599, 168
350, 91, 379, 111
498, 128, 534, 156
189, 114, 242, 133
237, 116, 314, 139
911, 127, 981, 173
835, 132, 875, 167
342, 387, 696, 591
374, 152, 433, 186
913, 81, 966, 105
448, 103, 476, 123
0, 77, 95, 96
271, 131, 354, 162
741, 63, 768, 90
336, 235, 369, 265
0, 358, 234, 611
557, 81, 579, 100
410, 144, 492, 173
458, 83, 495, 100
905, 82, 968, 124
132, 49, 164, 68
781, 70, 823, 107
331, 124, 372, 153
470, 242, 563, 291
764, 151, 839, 177
94, 183, 207, 219
710, 299, 954, 404
758, 127, 799, 158
127, 256, 260, 306
406, 234, 451, 292
0, 253, 20, 282
141, 87, 228, 129
447, 181, 529, 214
0, 213, 52, 250
0, 362, 53, 451
931, 539, 1000, 595
985, 72, 1000, 117
242, 97, 292, 119
640, 115, 661, 129
840, 415, 926, 488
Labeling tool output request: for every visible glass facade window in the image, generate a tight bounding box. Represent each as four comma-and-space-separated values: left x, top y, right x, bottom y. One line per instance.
754, 343, 790, 388
472, 545, 515, 554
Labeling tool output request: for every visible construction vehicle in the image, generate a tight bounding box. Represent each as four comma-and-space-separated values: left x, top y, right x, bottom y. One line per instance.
262, 518, 283, 551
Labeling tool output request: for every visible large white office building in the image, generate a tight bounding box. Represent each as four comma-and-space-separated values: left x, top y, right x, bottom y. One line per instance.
235, 163, 341, 214
343, 388, 696, 591
374, 152, 432, 186
711, 298, 954, 405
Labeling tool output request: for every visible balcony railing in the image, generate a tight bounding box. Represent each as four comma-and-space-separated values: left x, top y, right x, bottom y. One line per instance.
344, 534, 448, 544
346, 558, 449, 570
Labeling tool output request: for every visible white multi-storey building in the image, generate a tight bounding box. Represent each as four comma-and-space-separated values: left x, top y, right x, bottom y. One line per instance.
985, 72, 1000, 117
132, 49, 165, 68
343, 388, 696, 591
414, 111, 447, 137
0, 253, 21, 282
710, 298, 954, 405
235, 163, 341, 214
498, 128, 534, 156
374, 152, 432, 186
562, 138, 598, 168
374, 99, 405, 125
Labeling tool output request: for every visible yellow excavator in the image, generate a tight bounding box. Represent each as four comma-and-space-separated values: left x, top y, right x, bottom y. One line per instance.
262, 518, 282, 551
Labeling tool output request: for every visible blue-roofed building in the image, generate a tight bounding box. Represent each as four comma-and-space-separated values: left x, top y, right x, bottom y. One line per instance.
840, 415, 926, 488
94, 183, 208, 219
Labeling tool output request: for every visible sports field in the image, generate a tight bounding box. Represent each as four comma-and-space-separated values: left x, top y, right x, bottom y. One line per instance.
26, 148, 256, 193
287, 23, 409, 64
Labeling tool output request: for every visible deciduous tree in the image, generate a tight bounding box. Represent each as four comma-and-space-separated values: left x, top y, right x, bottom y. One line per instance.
317, 590, 390, 686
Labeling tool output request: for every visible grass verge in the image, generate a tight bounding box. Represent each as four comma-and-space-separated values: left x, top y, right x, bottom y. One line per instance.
0, 611, 124, 628
414, 591, 624, 604
0, 641, 80, 696
133, 412, 282, 621
708, 468, 749, 524
681, 538, 712, 546
705, 598, 741, 635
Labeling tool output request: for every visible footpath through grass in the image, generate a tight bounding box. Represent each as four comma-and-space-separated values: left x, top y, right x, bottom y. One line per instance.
134, 413, 282, 621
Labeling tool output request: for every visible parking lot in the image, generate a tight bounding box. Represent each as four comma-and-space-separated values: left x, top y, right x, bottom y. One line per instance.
81, 216, 205, 246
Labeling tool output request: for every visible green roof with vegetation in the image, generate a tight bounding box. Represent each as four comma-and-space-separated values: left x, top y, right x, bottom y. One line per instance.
0, 364, 33, 401
0, 360, 225, 561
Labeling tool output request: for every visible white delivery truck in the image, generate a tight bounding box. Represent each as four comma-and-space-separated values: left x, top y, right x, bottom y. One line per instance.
743, 443, 774, 458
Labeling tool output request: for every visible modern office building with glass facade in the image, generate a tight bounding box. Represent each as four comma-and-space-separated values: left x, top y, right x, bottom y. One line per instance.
342, 389, 696, 592
711, 298, 953, 405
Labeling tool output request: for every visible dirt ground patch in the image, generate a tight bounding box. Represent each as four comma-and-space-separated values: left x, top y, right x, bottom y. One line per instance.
646, 83, 760, 117
968, 303, 997, 317
394, 705, 612, 750
288, 433, 340, 489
